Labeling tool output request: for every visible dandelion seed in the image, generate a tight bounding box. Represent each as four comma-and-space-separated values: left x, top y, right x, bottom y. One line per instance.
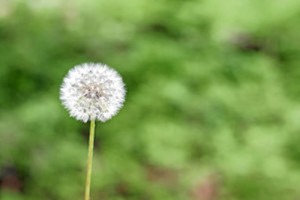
60, 63, 126, 122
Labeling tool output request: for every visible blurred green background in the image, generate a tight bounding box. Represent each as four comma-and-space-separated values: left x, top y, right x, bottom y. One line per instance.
1, 0, 300, 199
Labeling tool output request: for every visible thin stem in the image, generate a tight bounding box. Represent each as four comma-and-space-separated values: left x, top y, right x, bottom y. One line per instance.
84, 119, 96, 200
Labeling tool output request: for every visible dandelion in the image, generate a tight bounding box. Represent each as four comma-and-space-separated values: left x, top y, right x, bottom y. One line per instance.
60, 63, 126, 200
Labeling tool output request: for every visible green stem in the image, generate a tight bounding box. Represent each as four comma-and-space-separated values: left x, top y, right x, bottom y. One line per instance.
84, 119, 95, 200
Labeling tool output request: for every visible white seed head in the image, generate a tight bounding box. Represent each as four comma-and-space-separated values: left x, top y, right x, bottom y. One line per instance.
60, 63, 126, 122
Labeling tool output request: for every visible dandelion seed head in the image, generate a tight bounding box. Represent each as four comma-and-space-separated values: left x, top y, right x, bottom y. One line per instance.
60, 63, 126, 122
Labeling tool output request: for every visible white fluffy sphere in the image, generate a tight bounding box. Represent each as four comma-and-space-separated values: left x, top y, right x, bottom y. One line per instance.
60, 63, 126, 122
